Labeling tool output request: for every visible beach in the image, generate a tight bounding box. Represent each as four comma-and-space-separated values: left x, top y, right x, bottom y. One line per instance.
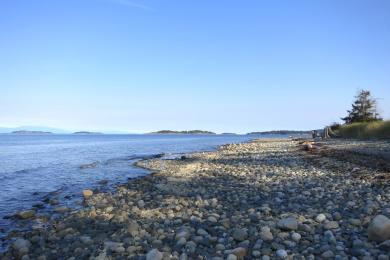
1, 138, 390, 259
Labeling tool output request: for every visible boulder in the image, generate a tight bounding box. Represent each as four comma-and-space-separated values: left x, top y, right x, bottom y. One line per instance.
368, 215, 390, 242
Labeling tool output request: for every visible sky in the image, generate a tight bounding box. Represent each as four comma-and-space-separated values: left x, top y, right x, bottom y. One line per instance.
0, 0, 389, 133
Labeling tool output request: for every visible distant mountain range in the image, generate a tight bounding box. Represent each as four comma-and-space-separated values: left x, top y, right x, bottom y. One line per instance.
0, 126, 135, 134
11, 130, 53, 135
0, 126, 70, 134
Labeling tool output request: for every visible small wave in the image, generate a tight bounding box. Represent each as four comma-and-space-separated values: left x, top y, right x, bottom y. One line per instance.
79, 161, 100, 169
103, 153, 164, 165
0, 166, 45, 181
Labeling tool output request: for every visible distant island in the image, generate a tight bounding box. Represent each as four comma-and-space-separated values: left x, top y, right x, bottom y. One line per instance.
73, 131, 103, 135
221, 133, 237, 135
247, 130, 311, 135
11, 130, 52, 135
150, 130, 216, 135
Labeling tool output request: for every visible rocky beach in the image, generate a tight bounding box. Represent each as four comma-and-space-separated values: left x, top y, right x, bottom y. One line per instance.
1, 138, 390, 260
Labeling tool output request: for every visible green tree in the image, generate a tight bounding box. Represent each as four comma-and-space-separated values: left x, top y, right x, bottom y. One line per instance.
342, 90, 382, 124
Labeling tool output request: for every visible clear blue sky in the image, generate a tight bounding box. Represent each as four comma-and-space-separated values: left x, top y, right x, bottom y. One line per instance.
1, 0, 389, 133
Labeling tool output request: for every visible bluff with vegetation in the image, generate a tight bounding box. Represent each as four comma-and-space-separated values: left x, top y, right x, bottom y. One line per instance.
337, 120, 390, 139
330, 90, 388, 139
247, 130, 311, 135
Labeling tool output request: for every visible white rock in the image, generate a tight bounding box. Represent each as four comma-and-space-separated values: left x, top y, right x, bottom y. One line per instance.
291, 232, 301, 242
316, 213, 326, 223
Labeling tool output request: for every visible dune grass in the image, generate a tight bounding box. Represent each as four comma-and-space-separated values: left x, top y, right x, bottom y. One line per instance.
337, 120, 390, 139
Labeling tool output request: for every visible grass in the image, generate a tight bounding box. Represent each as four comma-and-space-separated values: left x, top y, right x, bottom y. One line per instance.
337, 120, 390, 139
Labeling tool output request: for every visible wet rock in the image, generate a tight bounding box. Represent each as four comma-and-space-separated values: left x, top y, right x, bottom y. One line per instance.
367, 215, 390, 242
16, 210, 35, 219
54, 206, 70, 213
82, 189, 93, 198
12, 238, 31, 256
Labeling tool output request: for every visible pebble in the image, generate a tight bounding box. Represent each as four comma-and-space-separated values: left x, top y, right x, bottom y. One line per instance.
316, 213, 327, 223
276, 249, 288, 258
260, 226, 273, 241
232, 228, 248, 241
291, 232, 301, 242
146, 248, 163, 260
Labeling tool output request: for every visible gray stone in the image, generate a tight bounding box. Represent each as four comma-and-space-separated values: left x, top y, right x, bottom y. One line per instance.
278, 217, 298, 231
276, 249, 288, 258
291, 232, 301, 242
232, 228, 248, 241
137, 200, 145, 208
321, 250, 335, 258
367, 215, 390, 242
146, 248, 163, 260
260, 227, 273, 241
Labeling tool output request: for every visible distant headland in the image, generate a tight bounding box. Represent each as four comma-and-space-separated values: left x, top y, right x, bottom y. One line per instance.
73, 131, 103, 135
149, 130, 216, 135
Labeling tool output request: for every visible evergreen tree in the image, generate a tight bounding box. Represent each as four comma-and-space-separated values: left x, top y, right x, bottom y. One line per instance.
342, 90, 382, 124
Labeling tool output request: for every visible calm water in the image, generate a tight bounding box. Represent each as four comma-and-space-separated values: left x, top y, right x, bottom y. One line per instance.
0, 133, 262, 240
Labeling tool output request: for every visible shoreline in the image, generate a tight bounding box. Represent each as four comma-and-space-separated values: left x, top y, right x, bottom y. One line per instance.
0, 137, 258, 253
1, 138, 390, 259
